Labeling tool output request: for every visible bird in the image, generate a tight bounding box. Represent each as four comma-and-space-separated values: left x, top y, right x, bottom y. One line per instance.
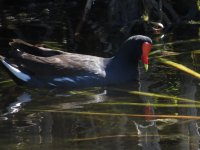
0, 35, 152, 89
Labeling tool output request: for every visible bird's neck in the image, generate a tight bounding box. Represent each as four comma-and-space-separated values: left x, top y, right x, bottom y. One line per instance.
109, 52, 139, 67
104, 57, 139, 84
105, 56, 139, 74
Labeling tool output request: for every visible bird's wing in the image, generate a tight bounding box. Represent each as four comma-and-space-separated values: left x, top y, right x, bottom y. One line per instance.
11, 50, 106, 78
9, 39, 64, 57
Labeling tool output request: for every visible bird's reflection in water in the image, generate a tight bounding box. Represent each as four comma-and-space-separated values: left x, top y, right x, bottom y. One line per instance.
0, 80, 162, 149
0, 86, 31, 116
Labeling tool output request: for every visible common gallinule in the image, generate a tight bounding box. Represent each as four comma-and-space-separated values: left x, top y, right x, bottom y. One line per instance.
0, 35, 152, 88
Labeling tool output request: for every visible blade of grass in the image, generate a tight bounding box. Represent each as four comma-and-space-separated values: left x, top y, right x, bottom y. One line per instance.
192, 50, 200, 54
157, 57, 200, 79
68, 134, 139, 142
153, 38, 200, 48
129, 91, 200, 104
150, 50, 180, 57
67, 134, 166, 142
99, 102, 200, 108
28, 109, 200, 120
67, 134, 185, 142
0, 79, 14, 84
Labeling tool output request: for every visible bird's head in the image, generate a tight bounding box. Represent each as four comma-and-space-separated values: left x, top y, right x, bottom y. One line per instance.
118, 35, 152, 71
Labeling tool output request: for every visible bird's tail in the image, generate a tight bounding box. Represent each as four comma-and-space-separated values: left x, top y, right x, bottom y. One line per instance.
0, 57, 31, 85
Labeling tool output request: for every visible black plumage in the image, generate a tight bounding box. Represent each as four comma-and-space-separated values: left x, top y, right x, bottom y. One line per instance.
0, 35, 152, 88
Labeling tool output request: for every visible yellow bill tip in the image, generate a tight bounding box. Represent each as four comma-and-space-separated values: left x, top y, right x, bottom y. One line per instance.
144, 64, 148, 71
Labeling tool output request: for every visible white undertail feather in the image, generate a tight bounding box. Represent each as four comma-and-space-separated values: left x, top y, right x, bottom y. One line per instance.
2, 60, 31, 81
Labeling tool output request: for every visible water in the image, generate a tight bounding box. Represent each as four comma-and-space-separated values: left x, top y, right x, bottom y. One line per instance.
0, 1, 200, 150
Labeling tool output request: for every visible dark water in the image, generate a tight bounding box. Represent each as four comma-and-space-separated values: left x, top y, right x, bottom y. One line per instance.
0, 2, 200, 150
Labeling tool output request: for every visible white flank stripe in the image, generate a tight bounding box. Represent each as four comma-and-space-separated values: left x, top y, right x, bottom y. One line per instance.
2, 60, 31, 81
54, 77, 75, 83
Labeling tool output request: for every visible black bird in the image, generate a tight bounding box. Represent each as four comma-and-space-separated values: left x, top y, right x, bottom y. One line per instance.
0, 35, 152, 88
